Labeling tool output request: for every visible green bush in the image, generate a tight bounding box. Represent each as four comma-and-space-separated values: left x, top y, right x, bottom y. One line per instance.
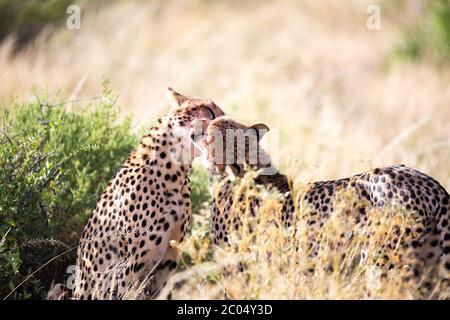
391, 0, 450, 65
189, 164, 210, 215
0, 83, 138, 299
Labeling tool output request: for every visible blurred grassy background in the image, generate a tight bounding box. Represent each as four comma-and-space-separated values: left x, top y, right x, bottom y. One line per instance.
1, 0, 449, 189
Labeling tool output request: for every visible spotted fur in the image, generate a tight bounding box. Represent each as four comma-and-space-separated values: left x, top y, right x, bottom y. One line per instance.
192, 116, 450, 290
210, 172, 294, 245
301, 165, 450, 283
73, 89, 225, 299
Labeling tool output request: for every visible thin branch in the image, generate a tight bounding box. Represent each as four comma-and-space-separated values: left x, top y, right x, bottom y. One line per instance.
0, 228, 11, 249
37, 161, 63, 193
0, 129, 15, 146
36, 95, 105, 109
2, 244, 79, 300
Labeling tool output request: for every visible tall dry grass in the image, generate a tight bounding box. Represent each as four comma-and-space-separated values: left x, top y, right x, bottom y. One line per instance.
1, 0, 449, 299
165, 174, 448, 300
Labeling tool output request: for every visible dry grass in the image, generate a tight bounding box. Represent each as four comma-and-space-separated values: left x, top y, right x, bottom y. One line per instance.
82, 174, 448, 300
2, 0, 449, 299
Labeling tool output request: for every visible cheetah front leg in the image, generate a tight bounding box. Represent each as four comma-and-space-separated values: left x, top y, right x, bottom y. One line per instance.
115, 238, 180, 300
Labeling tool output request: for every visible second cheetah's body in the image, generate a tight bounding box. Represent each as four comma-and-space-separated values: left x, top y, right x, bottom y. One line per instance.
73, 89, 225, 299
301, 165, 449, 273
191, 116, 450, 288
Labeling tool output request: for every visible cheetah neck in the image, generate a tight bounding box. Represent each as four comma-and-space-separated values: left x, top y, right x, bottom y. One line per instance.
243, 147, 289, 193
218, 162, 291, 195
254, 172, 291, 194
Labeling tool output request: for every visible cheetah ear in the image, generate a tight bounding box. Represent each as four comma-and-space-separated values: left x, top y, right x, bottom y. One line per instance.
249, 123, 270, 140
166, 87, 188, 108
225, 165, 239, 181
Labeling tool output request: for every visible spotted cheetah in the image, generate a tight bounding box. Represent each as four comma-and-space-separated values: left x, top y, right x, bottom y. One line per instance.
190, 116, 294, 245
191, 116, 450, 289
72, 88, 225, 299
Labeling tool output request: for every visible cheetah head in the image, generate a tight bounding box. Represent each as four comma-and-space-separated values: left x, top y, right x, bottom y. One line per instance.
166, 87, 225, 127
190, 116, 271, 179
164, 88, 226, 163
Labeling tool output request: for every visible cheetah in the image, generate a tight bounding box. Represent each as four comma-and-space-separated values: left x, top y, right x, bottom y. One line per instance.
190, 116, 450, 291
72, 88, 225, 299
190, 116, 294, 245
